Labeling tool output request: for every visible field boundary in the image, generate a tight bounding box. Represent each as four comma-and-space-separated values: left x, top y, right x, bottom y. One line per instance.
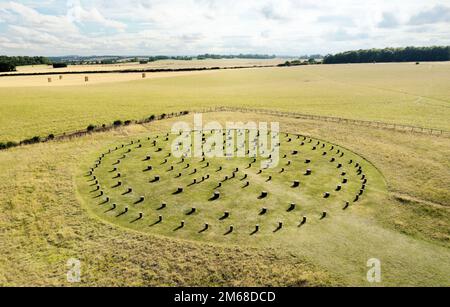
206, 106, 450, 137
0, 64, 277, 77
1, 105, 449, 151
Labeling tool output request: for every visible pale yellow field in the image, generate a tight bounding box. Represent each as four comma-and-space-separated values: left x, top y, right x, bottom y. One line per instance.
7, 58, 284, 75
0, 70, 215, 87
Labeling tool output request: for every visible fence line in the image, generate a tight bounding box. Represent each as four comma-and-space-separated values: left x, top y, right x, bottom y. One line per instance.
207, 106, 450, 137
1, 105, 448, 151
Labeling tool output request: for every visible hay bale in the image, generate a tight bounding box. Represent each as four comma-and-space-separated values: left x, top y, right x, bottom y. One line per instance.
292, 180, 300, 188
323, 192, 330, 198
287, 203, 296, 212
336, 185, 342, 191
259, 207, 267, 215
343, 202, 350, 210
321, 211, 327, 219
305, 169, 312, 176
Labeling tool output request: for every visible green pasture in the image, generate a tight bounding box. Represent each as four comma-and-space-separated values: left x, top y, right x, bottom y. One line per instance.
1, 62, 450, 143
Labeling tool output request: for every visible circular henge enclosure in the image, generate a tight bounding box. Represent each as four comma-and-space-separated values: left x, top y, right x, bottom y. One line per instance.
79, 129, 383, 244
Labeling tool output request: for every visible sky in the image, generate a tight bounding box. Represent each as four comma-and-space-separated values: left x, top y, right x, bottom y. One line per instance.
0, 0, 449, 56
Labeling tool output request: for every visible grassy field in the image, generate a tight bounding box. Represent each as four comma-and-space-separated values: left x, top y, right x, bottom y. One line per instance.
0, 70, 213, 88
1, 113, 449, 286
0, 61, 449, 287
78, 129, 383, 243
0, 62, 450, 143
7, 58, 284, 74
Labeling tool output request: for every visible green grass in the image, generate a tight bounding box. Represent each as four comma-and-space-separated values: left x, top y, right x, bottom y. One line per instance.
1, 62, 450, 142
1, 61, 449, 287
78, 129, 381, 244
1, 113, 449, 286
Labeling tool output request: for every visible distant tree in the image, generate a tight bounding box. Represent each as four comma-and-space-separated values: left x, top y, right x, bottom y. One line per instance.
0, 62, 16, 72
53, 63, 68, 68
0, 55, 50, 72
323, 46, 450, 64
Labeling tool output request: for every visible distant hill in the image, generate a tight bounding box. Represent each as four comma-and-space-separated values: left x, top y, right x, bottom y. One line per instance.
48, 54, 278, 65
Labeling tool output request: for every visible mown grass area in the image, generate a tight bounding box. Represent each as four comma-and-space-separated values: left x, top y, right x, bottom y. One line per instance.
1, 62, 449, 143
78, 128, 382, 244
1, 113, 448, 286
10, 58, 284, 74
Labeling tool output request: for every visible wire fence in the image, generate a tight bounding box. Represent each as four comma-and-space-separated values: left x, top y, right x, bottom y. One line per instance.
1, 105, 448, 151
206, 106, 450, 137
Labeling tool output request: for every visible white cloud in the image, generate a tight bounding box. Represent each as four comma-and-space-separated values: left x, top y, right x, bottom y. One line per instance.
67, 0, 126, 31
409, 4, 450, 25
378, 12, 399, 28
0, 0, 449, 56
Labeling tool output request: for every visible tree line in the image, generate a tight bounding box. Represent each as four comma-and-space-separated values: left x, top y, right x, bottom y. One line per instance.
323, 46, 450, 64
0, 56, 51, 72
